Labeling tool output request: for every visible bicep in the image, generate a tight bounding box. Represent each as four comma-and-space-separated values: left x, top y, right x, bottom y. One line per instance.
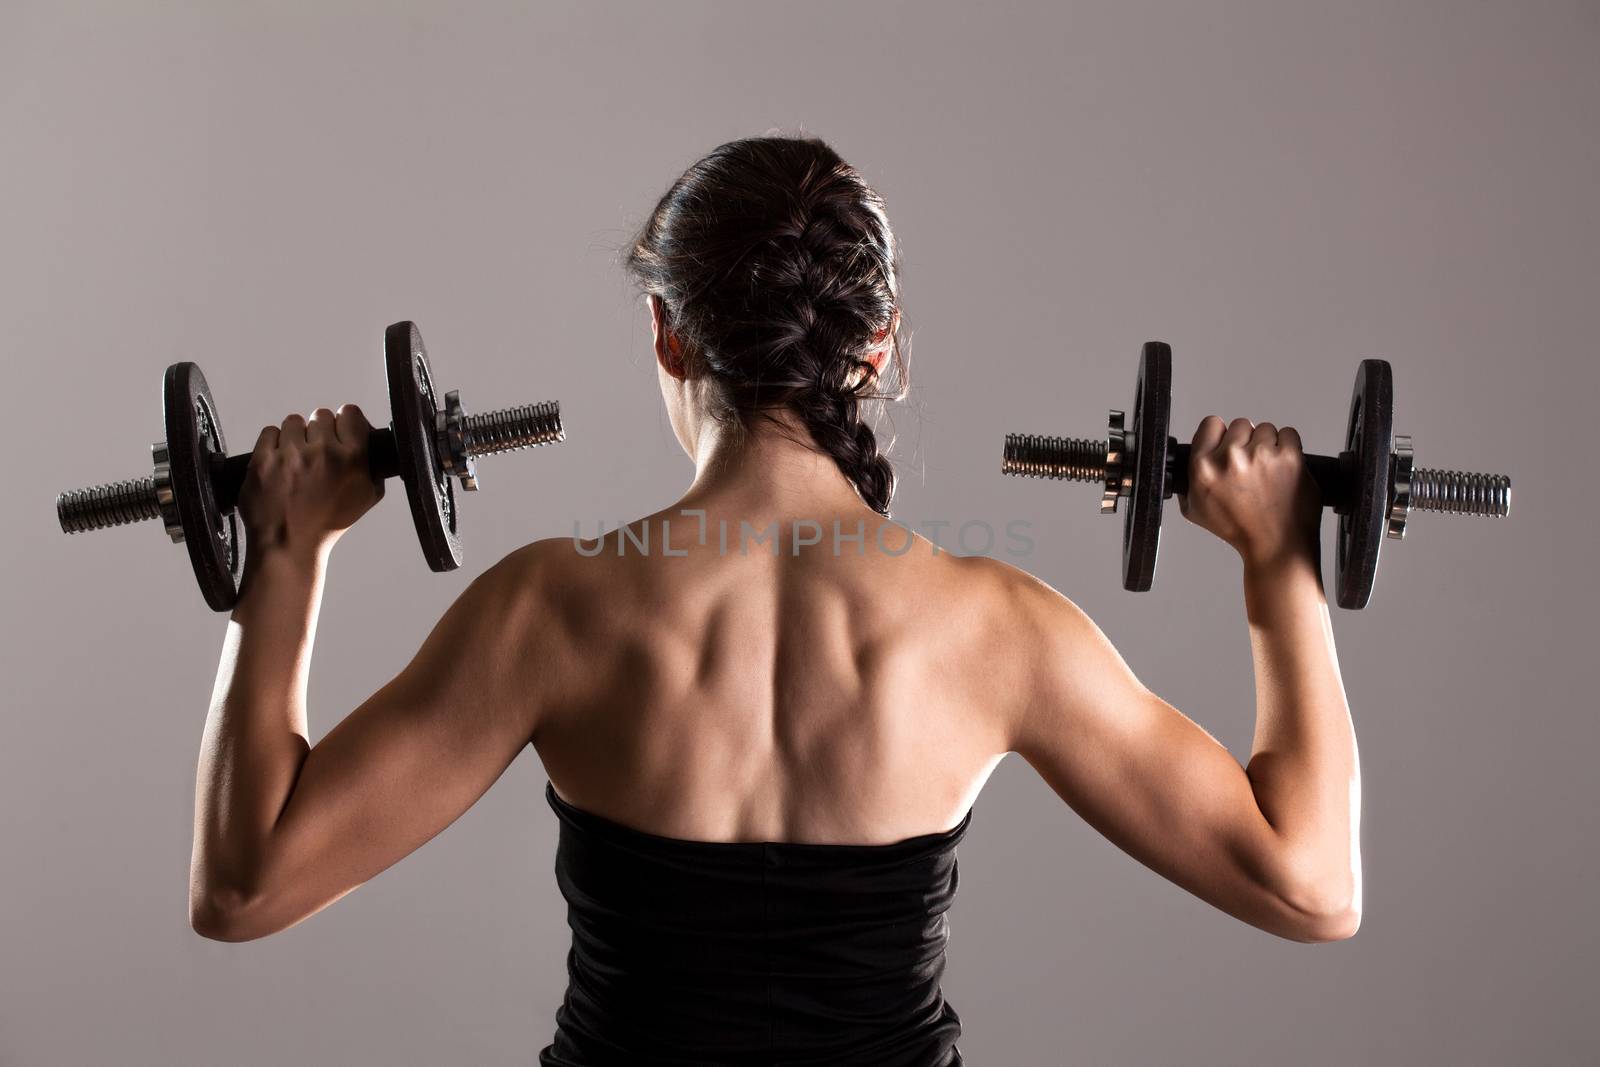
1007, 582, 1305, 936
252, 557, 541, 932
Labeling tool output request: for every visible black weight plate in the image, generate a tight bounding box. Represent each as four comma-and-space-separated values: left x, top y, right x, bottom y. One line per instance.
1122, 341, 1172, 592
163, 362, 243, 611
1335, 359, 1394, 609
385, 321, 462, 572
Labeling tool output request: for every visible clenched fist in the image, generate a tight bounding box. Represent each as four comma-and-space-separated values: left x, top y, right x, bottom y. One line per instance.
238, 404, 386, 562
1177, 416, 1322, 567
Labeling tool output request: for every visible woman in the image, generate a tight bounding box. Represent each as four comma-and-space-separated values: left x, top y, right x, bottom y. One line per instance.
189, 136, 1360, 1065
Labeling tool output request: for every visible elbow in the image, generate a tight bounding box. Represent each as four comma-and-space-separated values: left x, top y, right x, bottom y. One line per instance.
189, 878, 274, 943
1288, 898, 1361, 943
1270, 854, 1362, 943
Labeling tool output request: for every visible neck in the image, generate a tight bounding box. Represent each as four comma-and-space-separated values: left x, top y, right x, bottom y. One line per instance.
680, 409, 865, 516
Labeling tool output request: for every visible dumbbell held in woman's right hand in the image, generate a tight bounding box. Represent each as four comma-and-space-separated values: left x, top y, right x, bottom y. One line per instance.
1175, 416, 1325, 571
1000, 342, 1512, 609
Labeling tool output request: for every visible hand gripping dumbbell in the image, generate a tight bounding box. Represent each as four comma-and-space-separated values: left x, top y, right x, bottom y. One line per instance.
55, 321, 565, 611
1001, 342, 1512, 609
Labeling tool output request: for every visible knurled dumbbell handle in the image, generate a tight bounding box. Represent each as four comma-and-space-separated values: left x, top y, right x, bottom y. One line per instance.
211, 432, 401, 513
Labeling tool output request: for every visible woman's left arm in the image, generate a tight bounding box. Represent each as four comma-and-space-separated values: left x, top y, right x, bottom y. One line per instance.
189, 405, 545, 942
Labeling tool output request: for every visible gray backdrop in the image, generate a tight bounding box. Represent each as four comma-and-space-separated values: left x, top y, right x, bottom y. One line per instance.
3, 2, 1595, 1064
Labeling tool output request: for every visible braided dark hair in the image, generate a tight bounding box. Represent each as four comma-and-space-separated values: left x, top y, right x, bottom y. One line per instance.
626, 136, 906, 514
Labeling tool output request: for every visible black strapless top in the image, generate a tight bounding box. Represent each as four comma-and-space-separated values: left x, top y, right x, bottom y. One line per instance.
539, 782, 974, 1067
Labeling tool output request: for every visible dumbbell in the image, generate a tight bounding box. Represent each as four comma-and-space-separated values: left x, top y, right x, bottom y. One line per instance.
55, 321, 565, 611
1001, 342, 1511, 609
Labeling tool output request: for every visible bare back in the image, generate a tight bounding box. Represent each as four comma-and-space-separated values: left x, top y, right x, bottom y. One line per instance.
189, 421, 1359, 946
528, 501, 1014, 846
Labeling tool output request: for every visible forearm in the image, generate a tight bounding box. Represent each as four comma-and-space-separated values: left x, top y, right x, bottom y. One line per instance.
1239, 546, 1362, 921
192, 546, 327, 902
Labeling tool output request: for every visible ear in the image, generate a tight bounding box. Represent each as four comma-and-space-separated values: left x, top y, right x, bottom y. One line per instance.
862, 307, 900, 376
649, 294, 690, 380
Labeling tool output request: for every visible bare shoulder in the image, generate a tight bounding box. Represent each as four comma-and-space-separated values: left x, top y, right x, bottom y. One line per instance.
938, 551, 1098, 645
474, 534, 624, 629
442, 536, 633, 729
494, 532, 601, 583
932, 552, 1133, 749
424, 538, 583, 660
451, 536, 583, 610
414, 535, 629, 681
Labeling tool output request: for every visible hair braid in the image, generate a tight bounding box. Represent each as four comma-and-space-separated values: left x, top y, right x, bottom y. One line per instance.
626, 135, 905, 514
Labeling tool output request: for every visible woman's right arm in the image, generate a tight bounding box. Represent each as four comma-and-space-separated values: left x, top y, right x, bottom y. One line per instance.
1002, 416, 1361, 943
